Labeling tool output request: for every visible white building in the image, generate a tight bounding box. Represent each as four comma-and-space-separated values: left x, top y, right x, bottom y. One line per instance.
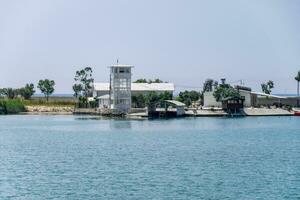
203, 91, 222, 108
98, 94, 110, 109
94, 82, 175, 97
203, 85, 254, 108
108, 64, 133, 113
93, 64, 175, 112
203, 85, 300, 108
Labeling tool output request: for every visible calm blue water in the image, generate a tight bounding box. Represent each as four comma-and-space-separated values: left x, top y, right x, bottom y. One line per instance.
0, 115, 300, 199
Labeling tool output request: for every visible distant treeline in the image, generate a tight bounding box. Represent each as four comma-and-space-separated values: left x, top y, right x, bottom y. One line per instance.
0, 79, 56, 101
0, 84, 35, 100
0, 80, 74, 114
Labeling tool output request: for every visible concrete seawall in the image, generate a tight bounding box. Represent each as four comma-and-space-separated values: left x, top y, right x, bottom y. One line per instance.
242, 108, 293, 116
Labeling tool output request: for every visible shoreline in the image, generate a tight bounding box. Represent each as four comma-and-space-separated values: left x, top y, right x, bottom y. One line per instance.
2, 105, 296, 118
2, 112, 296, 118
24, 105, 74, 115
20, 112, 73, 115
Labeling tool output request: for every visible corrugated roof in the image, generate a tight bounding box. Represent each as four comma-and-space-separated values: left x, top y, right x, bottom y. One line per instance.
96, 94, 110, 99
164, 100, 186, 107
250, 91, 288, 99
94, 83, 110, 90
94, 83, 175, 92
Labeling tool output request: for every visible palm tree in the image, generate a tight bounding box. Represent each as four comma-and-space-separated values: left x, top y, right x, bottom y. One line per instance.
295, 71, 300, 107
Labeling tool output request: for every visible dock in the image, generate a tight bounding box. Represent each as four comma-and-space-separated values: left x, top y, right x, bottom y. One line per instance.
73, 107, 294, 118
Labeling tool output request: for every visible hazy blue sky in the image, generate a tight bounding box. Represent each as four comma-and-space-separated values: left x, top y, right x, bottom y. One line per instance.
1, 0, 300, 94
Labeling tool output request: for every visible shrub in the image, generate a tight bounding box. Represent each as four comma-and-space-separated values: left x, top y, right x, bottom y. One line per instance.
0, 100, 6, 114
0, 99, 26, 114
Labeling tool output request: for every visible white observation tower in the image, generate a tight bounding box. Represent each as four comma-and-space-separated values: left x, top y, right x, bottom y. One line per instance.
109, 64, 134, 114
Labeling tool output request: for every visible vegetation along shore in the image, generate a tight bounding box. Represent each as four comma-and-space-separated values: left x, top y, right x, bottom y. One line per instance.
1, 66, 300, 118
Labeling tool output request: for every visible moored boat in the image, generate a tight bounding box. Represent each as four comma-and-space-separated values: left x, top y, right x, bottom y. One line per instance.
294, 111, 300, 116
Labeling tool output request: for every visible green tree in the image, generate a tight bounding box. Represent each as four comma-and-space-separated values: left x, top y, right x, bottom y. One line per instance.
19, 83, 35, 100
159, 91, 173, 101
261, 80, 274, 94
145, 92, 161, 111
176, 90, 200, 106
202, 79, 214, 93
72, 84, 83, 98
37, 79, 55, 102
134, 78, 165, 83
132, 91, 172, 108
134, 79, 148, 83
1, 88, 19, 99
213, 84, 240, 102
132, 94, 146, 108
295, 70, 300, 107
74, 67, 94, 104
0, 88, 5, 97
153, 78, 164, 83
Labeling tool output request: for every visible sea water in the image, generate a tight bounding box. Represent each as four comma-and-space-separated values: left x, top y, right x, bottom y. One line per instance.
0, 115, 300, 199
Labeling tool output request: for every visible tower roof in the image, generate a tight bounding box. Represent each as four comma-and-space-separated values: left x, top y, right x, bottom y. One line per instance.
108, 64, 134, 68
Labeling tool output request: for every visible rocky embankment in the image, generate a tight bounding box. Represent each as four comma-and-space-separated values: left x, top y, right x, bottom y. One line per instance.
25, 106, 74, 114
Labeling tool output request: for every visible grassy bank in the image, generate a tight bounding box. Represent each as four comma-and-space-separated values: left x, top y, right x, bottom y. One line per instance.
0, 97, 76, 114
0, 99, 26, 114
23, 99, 75, 107
23, 96, 76, 107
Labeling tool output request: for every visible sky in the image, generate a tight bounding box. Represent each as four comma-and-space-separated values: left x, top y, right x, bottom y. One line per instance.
0, 0, 300, 94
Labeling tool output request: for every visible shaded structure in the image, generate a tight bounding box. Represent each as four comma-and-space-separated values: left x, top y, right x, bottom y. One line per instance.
148, 100, 186, 118
221, 96, 245, 113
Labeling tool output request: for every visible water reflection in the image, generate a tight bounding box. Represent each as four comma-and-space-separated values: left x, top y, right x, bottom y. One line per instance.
74, 116, 110, 121
109, 119, 132, 129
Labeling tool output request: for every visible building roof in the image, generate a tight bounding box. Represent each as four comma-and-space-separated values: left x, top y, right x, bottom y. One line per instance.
235, 85, 252, 92
94, 83, 110, 90
250, 91, 288, 99
94, 83, 175, 92
108, 64, 134, 68
221, 96, 245, 101
164, 100, 186, 107
96, 94, 110, 99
